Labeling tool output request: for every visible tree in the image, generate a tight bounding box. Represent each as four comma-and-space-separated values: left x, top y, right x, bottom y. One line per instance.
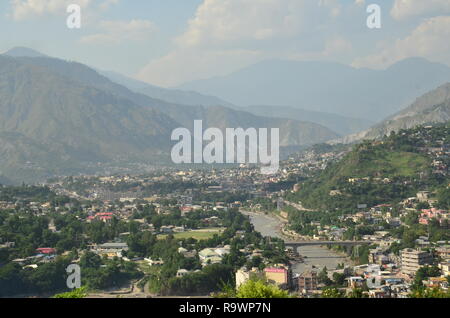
317, 267, 333, 286
53, 286, 87, 298
412, 266, 441, 291
436, 187, 450, 210
79, 251, 102, 269
332, 272, 346, 287
235, 280, 289, 298
0, 263, 25, 297
321, 287, 344, 298
409, 287, 450, 298
416, 202, 430, 210
347, 288, 366, 298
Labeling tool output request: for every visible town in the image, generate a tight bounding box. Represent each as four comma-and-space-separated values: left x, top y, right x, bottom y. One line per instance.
0, 125, 448, 298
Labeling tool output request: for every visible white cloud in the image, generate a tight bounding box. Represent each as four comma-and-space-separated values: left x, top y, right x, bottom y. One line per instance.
10, 0, 91, 21
99, 0, 119, 11
175, 0, 306, 49
138, 0, 348, 87
352, 16, 450, 69
391, 0, 450, 20
175, 0, 345, 49
80, 19, 156, 44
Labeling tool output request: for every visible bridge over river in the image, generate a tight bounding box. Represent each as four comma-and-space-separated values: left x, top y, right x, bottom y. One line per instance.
242, 210, 365, 274
284, 240, 370, 247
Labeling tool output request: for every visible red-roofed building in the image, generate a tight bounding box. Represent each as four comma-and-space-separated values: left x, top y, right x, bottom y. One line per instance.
419, 208, 448, 226
180, 206, 193, 214
87, 212, 114, 222
36, 248, 56, 255
264, 266, 291, 288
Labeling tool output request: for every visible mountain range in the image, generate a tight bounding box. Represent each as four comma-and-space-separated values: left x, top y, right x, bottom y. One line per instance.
98, 69, 372, 135
100, 69, 236, 109
336, 83, 450, 143
177, 58, 450, 121
243, 105, 373, 136
2, 47, 450, 184
0, 48, 338, 184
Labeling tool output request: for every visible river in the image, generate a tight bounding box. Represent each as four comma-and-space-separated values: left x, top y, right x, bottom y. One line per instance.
243, 211, 351, 275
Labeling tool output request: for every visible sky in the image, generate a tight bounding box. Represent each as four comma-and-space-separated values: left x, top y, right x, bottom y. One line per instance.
1, 0, 450, 87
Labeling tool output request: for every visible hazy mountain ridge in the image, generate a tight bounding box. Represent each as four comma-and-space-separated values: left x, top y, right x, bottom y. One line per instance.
0, 55, 180, 182
3, 47, 47, 58
10, 53, 337, 143
0, 51, 339, 183
6, 48, 370, 136
99, 70, 236, 109
177, 58, 450, 121
337, 83, 450, 143
243, 105, 373, 136
101, 69, 367, 135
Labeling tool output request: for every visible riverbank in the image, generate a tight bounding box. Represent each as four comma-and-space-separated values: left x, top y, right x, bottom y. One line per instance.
241, 210, 355, 274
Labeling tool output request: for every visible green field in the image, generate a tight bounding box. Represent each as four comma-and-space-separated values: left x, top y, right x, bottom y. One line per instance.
157, 227, 225, 241
331, 148, 429, 179
383, 151, 429, 176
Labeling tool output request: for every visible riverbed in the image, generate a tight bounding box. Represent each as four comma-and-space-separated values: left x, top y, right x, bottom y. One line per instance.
243, 211, 351, 275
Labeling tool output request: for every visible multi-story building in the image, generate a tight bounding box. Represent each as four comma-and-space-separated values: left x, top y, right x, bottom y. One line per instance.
264, 265, 291, 289
436, 246, 450, 261
401, 248, 433, 276
298, 270, 318, 294
438, 262, 450, 277
235, 267, 264, 288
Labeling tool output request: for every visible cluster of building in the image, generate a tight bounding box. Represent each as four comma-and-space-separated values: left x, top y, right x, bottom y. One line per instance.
235, 244, 447, 298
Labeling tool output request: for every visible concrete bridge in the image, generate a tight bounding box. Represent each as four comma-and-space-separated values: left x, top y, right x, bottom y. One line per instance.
284, 241, 371, 255
284, 240, 371, 248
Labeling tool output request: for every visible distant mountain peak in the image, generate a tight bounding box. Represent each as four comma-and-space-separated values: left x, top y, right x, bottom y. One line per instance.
3, 47, 47, 58
177, 57, 450, 121
336, 82, 450, 144
387, 57, 444, 70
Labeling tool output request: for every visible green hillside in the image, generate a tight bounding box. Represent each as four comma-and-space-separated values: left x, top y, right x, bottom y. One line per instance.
0, 54, 339, 183
328, 145, 429, 179
287, 124, 449, 211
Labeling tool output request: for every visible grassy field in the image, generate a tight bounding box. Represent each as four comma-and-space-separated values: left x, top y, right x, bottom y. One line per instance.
136, 261, 161, 274
383, 151, 429, 176
157, 227, 225, 241
335, 148, 429, 178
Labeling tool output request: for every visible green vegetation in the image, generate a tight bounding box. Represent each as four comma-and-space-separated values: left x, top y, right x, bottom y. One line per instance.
157, 228, 225, 241
321, 287, 344, 298
436, 187, 450, 210
410, 287, 450, 298
411, 266, 442, 291
130, 209, 288, 296
236, 280, 289, 298
216, 279, 289, 298
53, 286, 87, 298
79, 252, 141, 290
0, 256, 71, 297
165, 264, 234, 296
0, 251, 141, 297
287, 125, 449, 211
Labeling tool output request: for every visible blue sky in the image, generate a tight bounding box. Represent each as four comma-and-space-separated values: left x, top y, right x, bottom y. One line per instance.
1, 0, 450, 87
